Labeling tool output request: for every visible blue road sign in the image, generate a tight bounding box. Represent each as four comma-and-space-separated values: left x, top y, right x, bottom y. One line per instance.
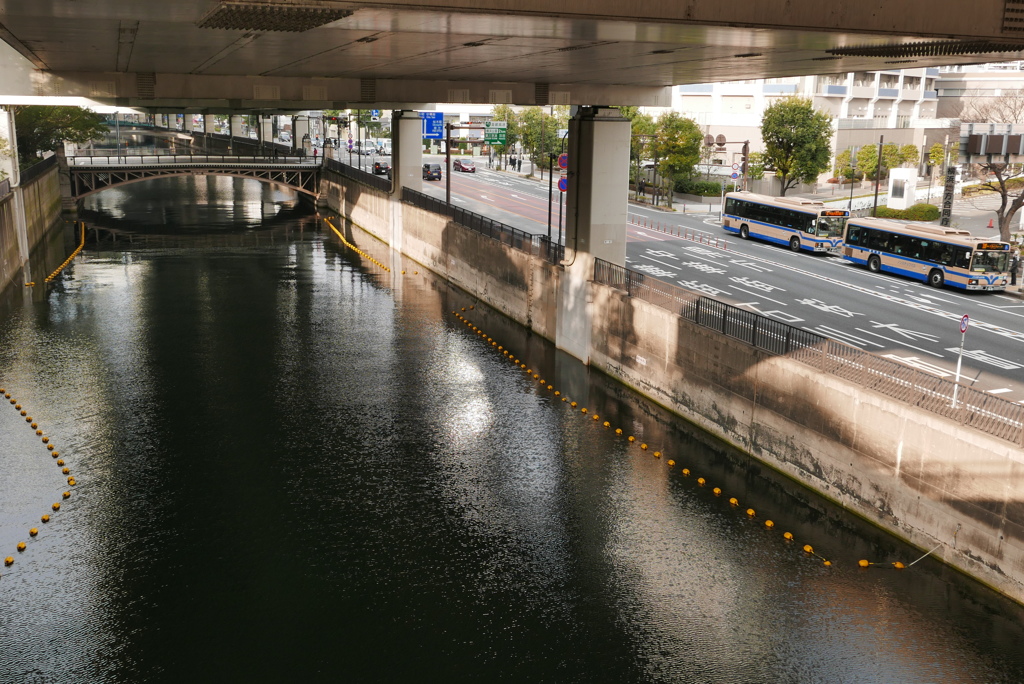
558, 177, 568, 192
421, 112, 444, 139
558, 153, 568, 170
371, 109, 381, 118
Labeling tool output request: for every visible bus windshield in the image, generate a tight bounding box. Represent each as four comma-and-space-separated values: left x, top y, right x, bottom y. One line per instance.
815, 216, 846, 238
970, 250, 1009, 273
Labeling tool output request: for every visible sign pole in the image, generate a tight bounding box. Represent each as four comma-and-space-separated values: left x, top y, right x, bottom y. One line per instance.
445, 121, 452, 206
952, 314, 969, 408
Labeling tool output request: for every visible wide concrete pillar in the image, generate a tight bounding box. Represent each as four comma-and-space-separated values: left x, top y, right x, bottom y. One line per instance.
388, 110, 425, 258
292, 116, 309, 152
260, 116, 273, 144
231, 115, 245, 138
182, 115, 193, 133
203, 114, 216, 134
556, 106, 630, 364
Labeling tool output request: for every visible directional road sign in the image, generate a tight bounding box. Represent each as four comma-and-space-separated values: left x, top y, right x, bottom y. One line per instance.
483, 121, 507, 144
421, 112, 444, 139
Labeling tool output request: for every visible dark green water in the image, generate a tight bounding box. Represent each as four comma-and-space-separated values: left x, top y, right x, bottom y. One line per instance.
2, 176, 1024, 683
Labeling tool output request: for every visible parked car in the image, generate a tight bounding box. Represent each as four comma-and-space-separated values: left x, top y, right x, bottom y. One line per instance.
453, 159, 476, 173
373, 161, 391, 175
422, 163, 442, 181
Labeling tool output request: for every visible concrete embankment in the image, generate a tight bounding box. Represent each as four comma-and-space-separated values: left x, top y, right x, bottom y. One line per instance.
0, 159, 66, 296
322, 167, 1024, 604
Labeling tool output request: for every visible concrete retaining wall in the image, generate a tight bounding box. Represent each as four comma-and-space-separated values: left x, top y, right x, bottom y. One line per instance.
0, 165, 63, 293
588, 283, 1024, 603
320, 176, 1024, 603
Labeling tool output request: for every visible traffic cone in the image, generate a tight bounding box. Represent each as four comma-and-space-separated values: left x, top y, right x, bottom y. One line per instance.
988, 218, 994, 229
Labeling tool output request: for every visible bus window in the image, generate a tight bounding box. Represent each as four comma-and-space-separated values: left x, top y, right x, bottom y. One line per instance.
845, 225, 861, 245
971, 250, 1009, 273
953, 248, 971, 270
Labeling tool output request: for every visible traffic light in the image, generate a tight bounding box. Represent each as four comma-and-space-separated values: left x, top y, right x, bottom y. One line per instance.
740, 141, 749, 177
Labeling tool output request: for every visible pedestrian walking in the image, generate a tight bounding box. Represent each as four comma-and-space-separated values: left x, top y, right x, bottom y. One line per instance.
1012, 250, 1021, 286
313, 147, 318, 160
638, 178, 646, 198
516, 157, 522, 172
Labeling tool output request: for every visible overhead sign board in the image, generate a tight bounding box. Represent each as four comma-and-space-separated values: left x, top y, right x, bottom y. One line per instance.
483, 120, 507, 144
421, 112, 444, 139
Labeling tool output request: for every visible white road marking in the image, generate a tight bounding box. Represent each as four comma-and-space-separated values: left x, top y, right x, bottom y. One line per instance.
856, 329, 943, 357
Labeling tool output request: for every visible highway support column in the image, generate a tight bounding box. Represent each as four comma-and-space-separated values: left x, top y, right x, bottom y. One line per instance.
387, 110, 424, 258
556, 106, 630, 364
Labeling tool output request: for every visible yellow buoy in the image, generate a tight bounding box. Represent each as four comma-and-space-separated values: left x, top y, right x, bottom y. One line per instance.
603, 421, 610, 428
15, 404, 21, 410
554, 391, 560, 396
653, 451, 661, 458
640, 443, 648, 450
570, 402, 577, 408
765, 520, 775, 528
682, 469, 690, 476
627, 436, 635, 442
52, 451, 58, 458
803, 545, 814, 554
592, 415, 599, 421
20, 410, 26, 416
783, 532, 794, 540
729, 498, 739, 506
52, 502, 60, 511
29, 421, 36, 427
858, 559, 870, 568
667, 460, 675, 466
62, 467, 70, 475
548, 385, 553, 391
697, 478, 706, 486
29, 528, 38, 537
57, 460, 64, 466
712, 487, 722, 496
893, 562, 906, 570
469, 305, 474, 309
47, 444, 54, 450
580, 408, 587, 414
17, 542, 26, 552
35, 429, 42, 436
41, 515, 49, 523
746, 509, 756, 517
823, 560, 832, 567
41, 436, 49, 443
4, 557, 12, 566
62, 491, 71, 500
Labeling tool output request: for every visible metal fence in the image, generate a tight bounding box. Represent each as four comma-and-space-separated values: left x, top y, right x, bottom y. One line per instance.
593, 258, 1024, 446
19, 155, 58, 185
324, 158, 392, 193
402, 187, 564, 264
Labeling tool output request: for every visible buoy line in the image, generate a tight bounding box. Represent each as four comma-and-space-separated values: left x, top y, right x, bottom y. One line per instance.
35, 221, 87, 286
451, 310, 838, 568
323, 217, 391, 272
0, 388, 76, 577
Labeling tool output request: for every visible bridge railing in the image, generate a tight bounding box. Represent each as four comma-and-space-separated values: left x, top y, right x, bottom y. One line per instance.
593, 258, 1024, 445
402, 187, 564, 265
323, 158, 391, 193
66, 154, 318, 166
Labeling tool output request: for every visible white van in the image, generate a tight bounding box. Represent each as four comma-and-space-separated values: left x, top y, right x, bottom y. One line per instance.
377, 140, 392, 156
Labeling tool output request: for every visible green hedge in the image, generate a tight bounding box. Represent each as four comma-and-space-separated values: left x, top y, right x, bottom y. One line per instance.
874, 203, 940, 221
673, 179, 736, 196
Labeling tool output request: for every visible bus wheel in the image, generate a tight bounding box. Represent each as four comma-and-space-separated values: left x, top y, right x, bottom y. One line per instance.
740, 225, 749, 239
928, 269, 944, 288
789, 236, 801, 252
867, 255, 881, 273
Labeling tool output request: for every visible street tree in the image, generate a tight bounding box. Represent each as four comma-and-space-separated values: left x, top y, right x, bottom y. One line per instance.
949, 89, 1024, 240
14, 105, 107, 164
619, 106, 657, 183
650, 112, 703, 209
760, 97, 832, 196
519, 106, 566, 178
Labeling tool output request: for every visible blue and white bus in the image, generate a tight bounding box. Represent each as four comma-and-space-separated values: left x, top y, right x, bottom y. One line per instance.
842, 217, 1012, 291
722, 191, 848, 254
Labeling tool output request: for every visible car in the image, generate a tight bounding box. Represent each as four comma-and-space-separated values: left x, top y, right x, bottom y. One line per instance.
422, 163, 442, 181
453, 158, 476, 173
373, 161, 391, 175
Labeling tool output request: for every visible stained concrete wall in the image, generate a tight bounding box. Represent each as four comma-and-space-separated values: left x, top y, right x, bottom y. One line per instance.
588, 283, 1024, 603
0, 165, 62, 292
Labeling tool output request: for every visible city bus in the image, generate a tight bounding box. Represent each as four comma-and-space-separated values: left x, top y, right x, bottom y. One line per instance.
842, 217, 1012, 291
722, 191, 848, 254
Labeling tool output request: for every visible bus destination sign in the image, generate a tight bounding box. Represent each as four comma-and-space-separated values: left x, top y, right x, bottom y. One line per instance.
822, 210, 849, 216
976, 243, 1010, 250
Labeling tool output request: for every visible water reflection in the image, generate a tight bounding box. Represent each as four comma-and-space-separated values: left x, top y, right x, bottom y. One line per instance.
0, 177, 1023, 682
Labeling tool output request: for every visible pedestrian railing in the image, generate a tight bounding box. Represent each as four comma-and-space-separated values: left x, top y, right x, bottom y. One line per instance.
402, 187, 564, 264
19, 156, 58, 185
593, 258, 1024, 446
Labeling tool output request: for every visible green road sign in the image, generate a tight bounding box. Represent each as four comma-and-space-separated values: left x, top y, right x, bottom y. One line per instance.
484, 121, 507, 144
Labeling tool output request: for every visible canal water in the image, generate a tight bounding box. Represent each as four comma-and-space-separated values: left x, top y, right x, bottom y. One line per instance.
2, 176, 1024, 683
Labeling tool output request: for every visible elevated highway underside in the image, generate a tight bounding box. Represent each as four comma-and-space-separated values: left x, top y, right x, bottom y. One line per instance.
3, 0, 1024, 110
